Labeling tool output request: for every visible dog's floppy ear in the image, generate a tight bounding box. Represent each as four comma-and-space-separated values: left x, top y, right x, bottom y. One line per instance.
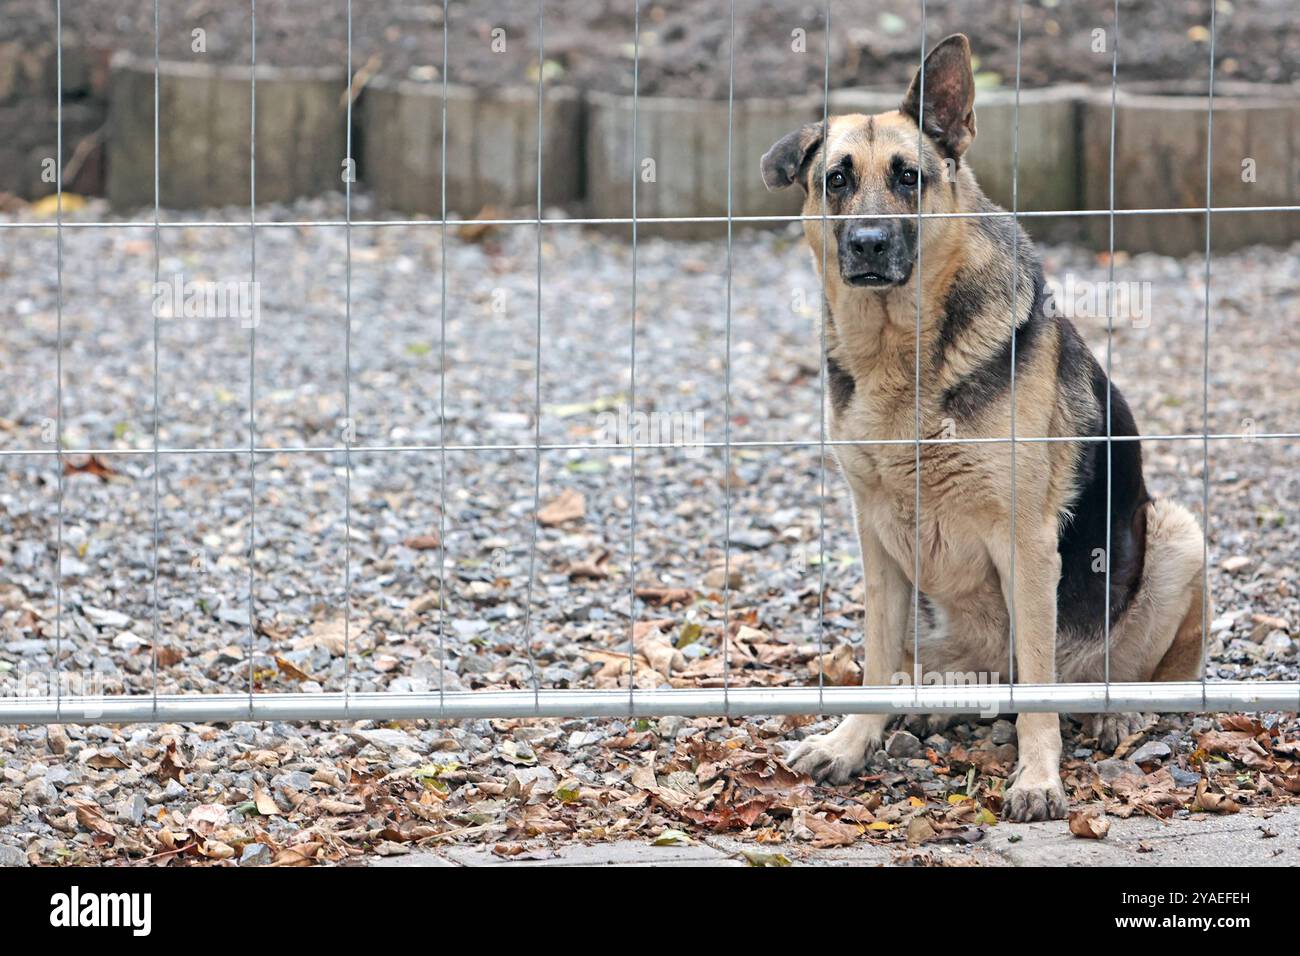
900, 33, 977, 159
760, 121, 825, 191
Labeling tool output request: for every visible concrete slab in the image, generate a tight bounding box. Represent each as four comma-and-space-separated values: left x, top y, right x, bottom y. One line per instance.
370, 851, 459, 867
985, 807, 1300, 867
365, 809, 1300, 866
438, 840, 745, 867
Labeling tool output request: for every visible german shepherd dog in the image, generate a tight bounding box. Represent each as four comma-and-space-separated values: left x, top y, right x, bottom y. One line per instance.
761, 35, 1207, 821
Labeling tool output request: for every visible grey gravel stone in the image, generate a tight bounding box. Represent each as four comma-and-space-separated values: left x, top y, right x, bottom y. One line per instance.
990, 719, 1017, 745
885, 730, 922, 758
272, 771, 314, 793
162, 779, 187, 800
1170, 767, 1203, 788
1129, 740, 1172, 765
22, 777, 56, 806
0, 844, 28, 867
350, 728, 422, 752
239, 842, 273, 867
1095, 758, 1143, 784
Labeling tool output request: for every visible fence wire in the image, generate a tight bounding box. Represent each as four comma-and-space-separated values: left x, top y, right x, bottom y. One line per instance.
3, 0, 1298, 725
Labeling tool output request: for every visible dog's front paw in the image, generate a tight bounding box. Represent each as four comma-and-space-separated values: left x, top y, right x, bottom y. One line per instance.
786, 732, 875, 785
1004, 776, 1068, 822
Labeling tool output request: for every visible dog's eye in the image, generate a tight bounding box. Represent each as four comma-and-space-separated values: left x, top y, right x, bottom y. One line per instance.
826, 170, 848, 191
898, 168, 919, 187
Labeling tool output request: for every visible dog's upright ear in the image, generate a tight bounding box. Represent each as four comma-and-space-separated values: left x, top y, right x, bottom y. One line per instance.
760, 121, 826, 191
900, 33, 977, 159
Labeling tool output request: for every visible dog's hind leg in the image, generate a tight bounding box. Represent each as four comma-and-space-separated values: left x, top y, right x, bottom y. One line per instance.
787, 521, 911, 784
1077, 498, 1206, 751
1081, 583, 1204, 752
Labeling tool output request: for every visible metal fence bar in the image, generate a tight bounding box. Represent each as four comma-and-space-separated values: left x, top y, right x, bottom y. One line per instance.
1103, 0, 1120, 702
721, 0, 736, 717
1198, 0, 1218, 707
6, 204, 1299, 230
245, 0, 258, 714
1007, 0, 1024, 695
436, 0, 451, 718
149, 0, 162, 717
911, 2, 927, 701
53, 0, 65, 721
342, 0, 355, 713
5, 430, 1299, 459
626, 0, 641, 708
519, 0, 546, 713
2, 683, 1294, 726
814, 0, 831, 713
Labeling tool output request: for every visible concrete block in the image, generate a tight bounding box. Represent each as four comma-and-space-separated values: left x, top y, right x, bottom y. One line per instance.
358, 78, 582, 218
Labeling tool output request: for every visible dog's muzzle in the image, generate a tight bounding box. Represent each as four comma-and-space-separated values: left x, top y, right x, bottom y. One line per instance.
838, 219, 917, 288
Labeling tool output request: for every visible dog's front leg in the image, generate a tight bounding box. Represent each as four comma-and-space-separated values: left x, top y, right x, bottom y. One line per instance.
989, 522, 1068, 821
787, 520, 911, 784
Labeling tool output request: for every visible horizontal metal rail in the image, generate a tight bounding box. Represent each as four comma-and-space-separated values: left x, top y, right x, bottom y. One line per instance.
1, 430, 1297, 461
1, 203, 1298, 230
2, 682, 1296, 724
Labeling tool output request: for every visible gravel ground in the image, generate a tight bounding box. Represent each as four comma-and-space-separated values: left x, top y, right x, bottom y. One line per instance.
7, 0, 1299, 97
0, 194, 1297, 865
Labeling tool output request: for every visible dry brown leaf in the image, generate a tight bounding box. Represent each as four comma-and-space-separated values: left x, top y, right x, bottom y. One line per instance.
566, 549, 611, 580
1068, 807, 1111, 839
293, 616, 366, 656
634, 631, 686, 678
67, 799, 117, 837
906, 815, 937, 846
63, 455, 117, 482
156, 644, 184, 667
253, 787, 280, 816
1197, 729, 1272, 770
537, 489, 585, 526
799, 809, 861, 848
272, 840, 324, 866
318, 799, 366, 815
275, 655, 314, 682
1193, 778, 1240, 814
158, 740, 187, 784
84, 749, 129, 770
635, 586, 695, 607
198, 839, 236, 860
185, 803, 230, 836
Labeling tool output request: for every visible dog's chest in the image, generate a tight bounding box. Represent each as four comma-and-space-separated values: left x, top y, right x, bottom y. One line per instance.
830, 395, 999, 597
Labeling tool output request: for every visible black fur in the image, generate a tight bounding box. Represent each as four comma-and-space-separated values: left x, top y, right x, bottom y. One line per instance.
932, 267, 989, 367
826, 355, 855, 414
940, 265, 1047, 421
1054, 322, 1150, 637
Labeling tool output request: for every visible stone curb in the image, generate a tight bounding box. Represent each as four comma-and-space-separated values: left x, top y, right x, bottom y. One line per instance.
16, 49, 1297, 254
106, 53, 348, 211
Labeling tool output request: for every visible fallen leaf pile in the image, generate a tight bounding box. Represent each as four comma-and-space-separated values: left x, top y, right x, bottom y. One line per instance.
3, 708, 1297, 867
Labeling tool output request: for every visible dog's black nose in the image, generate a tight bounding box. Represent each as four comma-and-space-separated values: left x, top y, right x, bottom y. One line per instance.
846, 225, 891, 260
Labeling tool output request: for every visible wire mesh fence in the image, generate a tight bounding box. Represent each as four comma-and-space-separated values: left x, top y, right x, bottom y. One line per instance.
1, 0, 1297, 725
